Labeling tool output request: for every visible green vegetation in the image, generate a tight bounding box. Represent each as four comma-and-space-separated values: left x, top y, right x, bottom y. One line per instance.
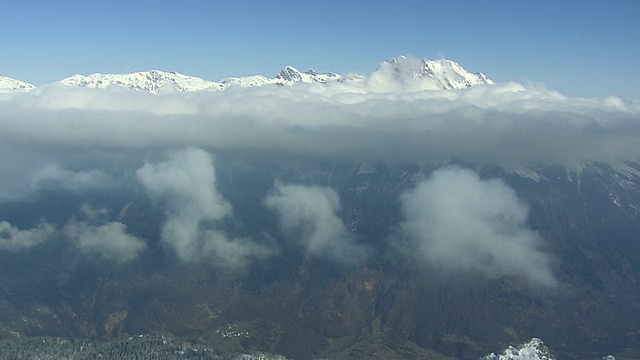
318, 318, 455, 359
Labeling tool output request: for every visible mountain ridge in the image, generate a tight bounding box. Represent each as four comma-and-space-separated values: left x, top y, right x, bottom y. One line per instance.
57, 70, 222, 94
1, 56, 493, 94
369, 55, 493, 91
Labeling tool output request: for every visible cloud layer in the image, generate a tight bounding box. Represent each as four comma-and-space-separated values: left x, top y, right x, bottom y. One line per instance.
0, 78, 637, 279
397, 166, 556, 286
1, 82, 638, 168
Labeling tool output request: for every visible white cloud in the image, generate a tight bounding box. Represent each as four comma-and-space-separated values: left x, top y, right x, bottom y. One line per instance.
32, 163, 113, 192
265, 183, 368, 265
136, 147, 271, 269
61, 204, 146, 262
0, 221, 55, 251
0, 76, 637, 274
64, 219, 146, 262
1, 82, 638, 168
397, 166, 556, 287
0, 143, 116, 202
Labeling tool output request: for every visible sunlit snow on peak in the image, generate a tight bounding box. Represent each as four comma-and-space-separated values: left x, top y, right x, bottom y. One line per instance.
13, 55, 496, 94
0, 75, 35, 93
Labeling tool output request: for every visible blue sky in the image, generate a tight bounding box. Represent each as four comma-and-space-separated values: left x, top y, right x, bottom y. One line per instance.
2, 0, 639, 99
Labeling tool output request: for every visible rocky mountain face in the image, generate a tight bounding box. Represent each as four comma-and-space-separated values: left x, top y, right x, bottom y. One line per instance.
0, 156, 638, 359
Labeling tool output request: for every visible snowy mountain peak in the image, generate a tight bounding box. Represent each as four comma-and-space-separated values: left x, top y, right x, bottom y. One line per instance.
272, 66, 342, 85
220, 74, 272, 88
370, 55, 494, 91
276, 65, 304, 83
482, 338, 555, 360
57, 70, 222, 94
0, 75, 35, 93
20, 55, 494, 94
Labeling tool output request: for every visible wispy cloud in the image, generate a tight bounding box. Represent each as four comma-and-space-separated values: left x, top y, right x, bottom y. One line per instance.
33, 163, 113, 192
64, 220, 145, 262
0, 221, 55, 251
265, 183, 368, 265
136, 148, 272, 270
62, 204, 145, 262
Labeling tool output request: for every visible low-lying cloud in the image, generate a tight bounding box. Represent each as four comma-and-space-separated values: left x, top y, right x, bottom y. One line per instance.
0, 82, 638, 167
265, 183, 368, 265
397, 166, 556, 287
136, 148, 271, 269
63, 205, 146, 262
64, 220, 146, 262
0, 221, 55, 251
33, 163, 113, 192
0, 76, 637, 277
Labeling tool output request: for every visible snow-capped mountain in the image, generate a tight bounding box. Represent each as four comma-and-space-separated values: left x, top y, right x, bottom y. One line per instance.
56, 70, 223, 94
367, 55, 494, 92
18, 56, 494, 94
0, 75, 35, 93
219, 74, 273, 88
55, 66, 349, 93
482, 338, 555, 360
273, 66, 342, 84
218, 66, 343, 88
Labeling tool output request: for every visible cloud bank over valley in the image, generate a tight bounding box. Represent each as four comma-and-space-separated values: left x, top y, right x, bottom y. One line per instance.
1, 79, 638, 167
0, 68, 638, 286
